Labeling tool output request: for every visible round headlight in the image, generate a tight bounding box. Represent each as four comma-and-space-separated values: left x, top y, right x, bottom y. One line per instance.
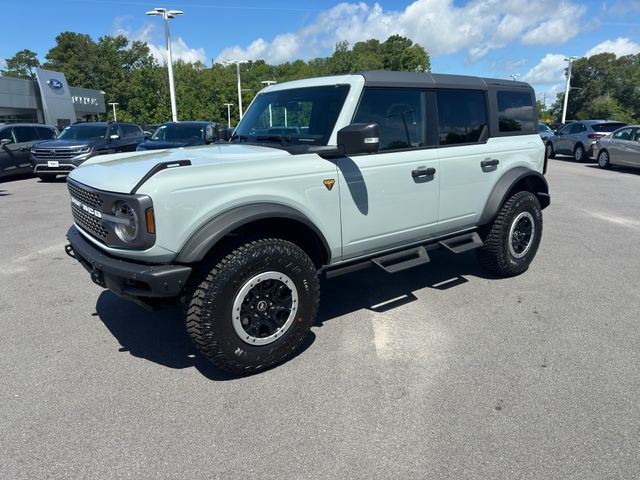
113, 201, 139, 242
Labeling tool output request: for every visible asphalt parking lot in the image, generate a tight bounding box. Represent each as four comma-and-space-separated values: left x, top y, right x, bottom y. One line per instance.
1, 157, 640, 479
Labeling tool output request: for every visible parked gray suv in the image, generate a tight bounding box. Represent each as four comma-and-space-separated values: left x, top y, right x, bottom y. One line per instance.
545, 120, 627, 161
0, 123, 57, 180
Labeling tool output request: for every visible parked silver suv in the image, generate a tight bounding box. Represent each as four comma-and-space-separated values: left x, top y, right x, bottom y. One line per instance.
546, 120, 627, 161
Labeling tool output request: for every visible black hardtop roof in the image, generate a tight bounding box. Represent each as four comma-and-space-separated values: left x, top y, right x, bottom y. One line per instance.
70, 121, 138, 126
359, 70, 531, 89
159, 121, 217, 126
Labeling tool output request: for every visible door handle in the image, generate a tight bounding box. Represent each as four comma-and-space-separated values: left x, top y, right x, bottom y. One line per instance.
481, 159, 499, 168
411, 167, 436, 178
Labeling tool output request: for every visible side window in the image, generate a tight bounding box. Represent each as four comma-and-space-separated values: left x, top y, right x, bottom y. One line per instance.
570, 123, 585, 134
0, 128, 14, 142
121, 124, 141, 137
497, 91, 535, 133
613, 128, 633, 140
36, 127, 56, 140
108, 126, 121, 138
353, 88, 426, 151
437, 90, 488, 145
12, 126, 38, 143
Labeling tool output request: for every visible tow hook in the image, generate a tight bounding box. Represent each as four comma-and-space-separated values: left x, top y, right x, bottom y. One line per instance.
64, 244, 76, 259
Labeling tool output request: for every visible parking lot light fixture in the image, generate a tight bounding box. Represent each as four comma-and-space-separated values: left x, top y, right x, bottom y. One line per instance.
108, 102, 119, 121
223, 103, 234, 127
562, 56, 579, 125
146, 7, 184, 122
225, 60, 249, 120
260, 80, 277, 127
510, 74, 520, 81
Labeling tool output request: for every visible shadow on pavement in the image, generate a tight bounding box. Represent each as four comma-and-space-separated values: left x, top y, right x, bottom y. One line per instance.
95, 249, 493, 379
585, 164, 640, 176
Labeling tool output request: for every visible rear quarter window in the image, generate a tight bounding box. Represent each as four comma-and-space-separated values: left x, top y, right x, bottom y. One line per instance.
497, 91, 535, 133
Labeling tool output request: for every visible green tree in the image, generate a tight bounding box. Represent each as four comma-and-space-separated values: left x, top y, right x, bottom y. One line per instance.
2, 49, 40, 78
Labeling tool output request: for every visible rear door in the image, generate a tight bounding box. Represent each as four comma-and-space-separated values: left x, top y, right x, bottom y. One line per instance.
629, 128, 640, 167
337, 87, 440, 258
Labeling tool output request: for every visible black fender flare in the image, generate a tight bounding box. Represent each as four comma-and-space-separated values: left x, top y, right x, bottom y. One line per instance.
175, 203, 331, 264
478, 167, 550, 226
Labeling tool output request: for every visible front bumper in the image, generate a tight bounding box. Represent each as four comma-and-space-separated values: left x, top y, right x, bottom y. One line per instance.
65, 225, 191, 299
31, 153, 93, 175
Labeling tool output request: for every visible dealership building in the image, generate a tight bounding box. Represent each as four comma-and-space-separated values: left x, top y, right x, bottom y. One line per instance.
0, 67, 106, 130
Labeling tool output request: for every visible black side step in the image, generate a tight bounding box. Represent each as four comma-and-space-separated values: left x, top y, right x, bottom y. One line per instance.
372, 246, 430, 274
439, 232, 483, 254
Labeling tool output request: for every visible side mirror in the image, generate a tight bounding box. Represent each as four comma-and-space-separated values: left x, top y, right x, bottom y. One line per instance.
143, 131, 152, 140
337, 123, 379, 155
109, 134, 120, 141
216, 124, 230, 141
0, 138, 12, 147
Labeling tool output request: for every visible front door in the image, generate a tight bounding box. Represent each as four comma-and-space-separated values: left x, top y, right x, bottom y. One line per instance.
338, 88, 440, 259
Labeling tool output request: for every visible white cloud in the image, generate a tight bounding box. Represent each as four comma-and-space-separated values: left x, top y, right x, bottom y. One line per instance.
585, 37, 640, 57
522, 54, 567, 84
114, 17, 207, 64
215, 0, 587, 64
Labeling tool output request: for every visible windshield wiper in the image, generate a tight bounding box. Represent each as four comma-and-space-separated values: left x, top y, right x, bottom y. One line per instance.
230, 134, 249, 143
255, 135, 293, 144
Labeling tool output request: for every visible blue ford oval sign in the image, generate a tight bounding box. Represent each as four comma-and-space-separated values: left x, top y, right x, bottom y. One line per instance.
47, 79, 63, 89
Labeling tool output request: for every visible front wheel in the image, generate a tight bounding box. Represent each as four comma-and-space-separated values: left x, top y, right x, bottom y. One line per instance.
184, 238, 320, 375
477, 191, 543, 277
597, 150, 611, 169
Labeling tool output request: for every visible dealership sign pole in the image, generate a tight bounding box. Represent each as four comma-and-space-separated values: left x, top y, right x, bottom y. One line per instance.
147, 7, 184, 123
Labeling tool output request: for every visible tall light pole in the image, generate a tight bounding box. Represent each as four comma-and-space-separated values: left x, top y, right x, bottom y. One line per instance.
225, 60, 248, 120
260, 80, 277, 127
146, 7, 184, 122
562, 56, 579, 125
108, 102, 119, 121
223, 103, 234, 127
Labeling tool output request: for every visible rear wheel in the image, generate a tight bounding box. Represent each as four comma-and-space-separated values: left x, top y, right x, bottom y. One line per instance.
545, 142, 555, 159
597, 150, 611, 169
477, 191, 543, 277
184, 238, 320, 375
37, 174, 57, 182
573, 144, 585, 162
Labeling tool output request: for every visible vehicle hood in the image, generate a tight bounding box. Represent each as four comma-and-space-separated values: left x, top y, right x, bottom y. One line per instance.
33, 139, 97, 149
68, 143, 287, 194
137, 139, 204, 150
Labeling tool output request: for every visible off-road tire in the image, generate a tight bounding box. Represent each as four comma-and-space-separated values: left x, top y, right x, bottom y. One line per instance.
597, 150, 611, 169
477, 191, 543, 277
37, 174, 57, 182
573, 144, 585, 162
184, 238, 320, 375
545, 142, 555, 159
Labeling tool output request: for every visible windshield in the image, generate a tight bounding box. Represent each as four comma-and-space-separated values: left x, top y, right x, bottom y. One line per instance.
538, 124, 552, 132
593, 123, 627, 133
58, 125, 107, 140
151, 124, 205, 142
232, 85, 350, 145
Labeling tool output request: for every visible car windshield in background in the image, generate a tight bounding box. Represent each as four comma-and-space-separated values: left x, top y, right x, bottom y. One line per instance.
593, 123, 627, 133
152, 124, 204, 141
58, 125, 107, 140
232, 85, 351, 145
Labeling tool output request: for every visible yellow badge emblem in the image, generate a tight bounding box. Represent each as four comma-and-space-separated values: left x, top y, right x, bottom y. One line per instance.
323, 179, 335, 191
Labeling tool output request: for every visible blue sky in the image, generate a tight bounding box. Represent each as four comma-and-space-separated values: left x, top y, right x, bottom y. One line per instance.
1, 0, 639, 105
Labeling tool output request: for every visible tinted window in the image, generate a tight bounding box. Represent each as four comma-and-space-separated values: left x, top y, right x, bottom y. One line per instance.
36, 126, 56, 139
539, 124, 552, 133
593, 122, 626, 133
234, 85, 350, 146
0, 128, 13, 142
613, 128, 633, 140
568, 123, 585, 134
121, 124, 141, 137
12, 126, 38, 143
107, 126, 120, 138
497, 91, 535, 133
353, 89, 426, 151
437, 90, 488, 145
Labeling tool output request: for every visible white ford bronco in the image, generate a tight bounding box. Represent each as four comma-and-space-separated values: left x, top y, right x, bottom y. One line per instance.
65, 71, 550, 374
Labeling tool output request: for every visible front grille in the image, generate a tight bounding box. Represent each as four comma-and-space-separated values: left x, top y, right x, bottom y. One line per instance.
68, 182, 107, 240
68, 182, 103, 208
32, 148, 78, 160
